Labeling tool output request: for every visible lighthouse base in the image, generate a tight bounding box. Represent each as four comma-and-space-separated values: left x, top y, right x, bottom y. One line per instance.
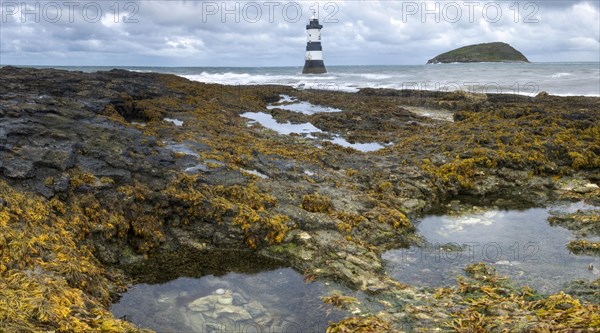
302, 60, 327, 74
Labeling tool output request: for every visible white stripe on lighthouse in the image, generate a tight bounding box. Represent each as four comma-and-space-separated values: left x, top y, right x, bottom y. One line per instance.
307, 29, 321, 42
306, 50, 323, 61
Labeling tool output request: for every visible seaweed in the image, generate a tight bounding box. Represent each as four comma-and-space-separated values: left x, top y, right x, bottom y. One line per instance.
326, 315, 391, 333
0, 180, 145, 332
436, 263, 600, 332
302, 193, 334, 213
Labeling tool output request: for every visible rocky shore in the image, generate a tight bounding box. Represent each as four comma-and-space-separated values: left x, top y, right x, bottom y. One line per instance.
0, 66, 598, 332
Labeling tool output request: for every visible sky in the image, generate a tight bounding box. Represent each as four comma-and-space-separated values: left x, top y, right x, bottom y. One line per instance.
0, 0, 599, 66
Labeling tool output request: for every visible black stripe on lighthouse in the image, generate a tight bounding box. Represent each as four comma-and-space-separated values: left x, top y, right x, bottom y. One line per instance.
306, 21, 323, 29
303, 60, 326, 74
306, 43, 322, 51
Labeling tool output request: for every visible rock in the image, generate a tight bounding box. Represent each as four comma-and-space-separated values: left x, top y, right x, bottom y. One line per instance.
184, 312, 206, 330
347, 254, 382, 271
556, 178, 589, 192
296, 231, 312, 241
537, 91, 550, 98
252, 313, 274, 327
78, 156, 131, 182
573, 183, 599, 194
366, 277, 389, 292
244, 299, 273, 326
185, 164, 210, 174
243, 300, 268, 317
398, 198, 426, 212
213, 305, 252, 321
41, 145, 77, 170
203, 167, 248, 186
282, 206, 338, 231
217, 291, 233, 305
52, 174, 70, 192
2, 157, 33, 179
188, 295, 218, 312
186, 290, 272, 326
188, 290, 235, 314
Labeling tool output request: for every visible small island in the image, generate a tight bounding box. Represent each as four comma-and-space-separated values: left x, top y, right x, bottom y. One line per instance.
427, 42, 529, 64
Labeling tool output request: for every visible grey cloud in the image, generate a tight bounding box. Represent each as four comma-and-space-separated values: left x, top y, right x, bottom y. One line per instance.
0, 0, 598, 65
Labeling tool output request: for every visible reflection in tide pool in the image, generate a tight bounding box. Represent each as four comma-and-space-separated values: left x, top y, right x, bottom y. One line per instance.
111, 268, 346, 333
329, 137, 385, 153
164, 142, 200, 157
383, 202, 599, 294
241, 112, 385, 152
241, 112, 322, 136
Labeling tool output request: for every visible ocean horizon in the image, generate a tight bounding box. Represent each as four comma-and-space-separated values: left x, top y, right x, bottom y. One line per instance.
3, 62, 599, 97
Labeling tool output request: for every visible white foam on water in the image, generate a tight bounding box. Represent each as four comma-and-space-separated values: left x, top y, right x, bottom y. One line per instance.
178, 63, 599, 97
552, 72, 572, 78
276, 95, 297, 103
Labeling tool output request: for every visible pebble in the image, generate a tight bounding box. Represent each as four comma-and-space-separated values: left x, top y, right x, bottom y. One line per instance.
215, 288, 225, 295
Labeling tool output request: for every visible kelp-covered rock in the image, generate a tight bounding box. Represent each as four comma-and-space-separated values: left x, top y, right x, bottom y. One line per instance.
428, 263, 600, 332
0, 180, 144, 332
549, 208, 600, 255
549, 209, 600, 237
1, 67, 599, 332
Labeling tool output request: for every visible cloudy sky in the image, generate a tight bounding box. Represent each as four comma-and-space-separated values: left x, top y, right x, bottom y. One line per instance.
0, 0, 598, 66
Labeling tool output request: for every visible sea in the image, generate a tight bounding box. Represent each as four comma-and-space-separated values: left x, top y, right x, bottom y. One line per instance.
8, 62, 600, 97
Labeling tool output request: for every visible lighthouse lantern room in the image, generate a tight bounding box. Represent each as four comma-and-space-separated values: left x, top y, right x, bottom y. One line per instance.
302, 12, 327, 74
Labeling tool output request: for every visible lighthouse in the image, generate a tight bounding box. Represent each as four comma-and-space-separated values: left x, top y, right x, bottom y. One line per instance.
302, 12, 327, 74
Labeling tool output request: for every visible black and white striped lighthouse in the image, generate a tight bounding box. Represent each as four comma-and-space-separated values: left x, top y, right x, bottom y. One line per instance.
302, 12, 327, 74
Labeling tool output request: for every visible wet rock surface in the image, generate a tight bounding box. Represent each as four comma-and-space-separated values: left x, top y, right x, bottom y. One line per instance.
185, 289, 267, 328
1, 67, 599, 332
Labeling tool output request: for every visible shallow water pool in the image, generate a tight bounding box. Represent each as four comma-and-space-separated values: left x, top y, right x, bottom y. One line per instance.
111, 250, 348, 332
383, 202, 599, 294
241, 112, 385, 152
